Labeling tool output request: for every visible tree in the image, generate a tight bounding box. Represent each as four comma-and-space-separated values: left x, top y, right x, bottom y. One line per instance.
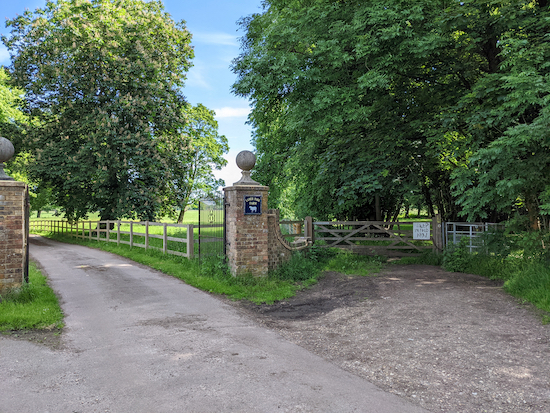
0, 68, 25, 141
2, 0, 194, 222
159, 103, 228, 223
233, 0, 465, 220
446, 0, 550, 229
233, 0, 550, 227
1, 69, 55, 216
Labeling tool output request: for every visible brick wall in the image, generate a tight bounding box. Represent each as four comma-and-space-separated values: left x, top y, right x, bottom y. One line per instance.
224, 185, 269, 276
0, 180, 27, 292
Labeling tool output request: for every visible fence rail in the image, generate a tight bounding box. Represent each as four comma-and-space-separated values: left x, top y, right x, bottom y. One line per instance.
29, 220, 223, 259
311, 217, 444, 257
444, 222, 504, 253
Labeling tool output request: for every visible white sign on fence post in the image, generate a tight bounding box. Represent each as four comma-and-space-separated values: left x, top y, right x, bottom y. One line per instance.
413, 222, 431, 240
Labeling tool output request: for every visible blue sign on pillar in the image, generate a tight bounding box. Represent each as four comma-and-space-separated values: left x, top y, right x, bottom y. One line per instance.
244, 195, 262, 215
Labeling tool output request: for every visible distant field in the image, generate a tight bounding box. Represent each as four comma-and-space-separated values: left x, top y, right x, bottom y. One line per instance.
30, 210, 200, 224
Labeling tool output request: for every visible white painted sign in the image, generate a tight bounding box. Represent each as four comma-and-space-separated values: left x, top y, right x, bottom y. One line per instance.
413, 222, 431, 240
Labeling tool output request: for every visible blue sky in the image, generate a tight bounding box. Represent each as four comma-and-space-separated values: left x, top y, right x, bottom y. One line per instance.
0, 0, 263, 186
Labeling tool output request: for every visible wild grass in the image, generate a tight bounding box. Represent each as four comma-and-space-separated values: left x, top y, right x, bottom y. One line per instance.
0, 262, 64, 331
323, 249, 384, 276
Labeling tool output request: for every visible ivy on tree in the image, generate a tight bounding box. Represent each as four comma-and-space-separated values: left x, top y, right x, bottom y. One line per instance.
2, 0, 194, 222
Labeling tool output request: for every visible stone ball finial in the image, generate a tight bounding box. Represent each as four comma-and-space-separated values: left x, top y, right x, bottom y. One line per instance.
234, 150, 260, 186
236, 150, 256, 172
0, 137, 15, 163
0, 137, 15, 181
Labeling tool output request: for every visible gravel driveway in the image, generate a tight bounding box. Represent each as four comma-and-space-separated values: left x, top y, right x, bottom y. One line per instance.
231, 265, 550, 413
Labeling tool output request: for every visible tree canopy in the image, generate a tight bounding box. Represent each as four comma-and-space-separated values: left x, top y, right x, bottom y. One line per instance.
232, 0, 550, 228
2, 0, 194, 221
159, 103, 228, 223
0, 68, 25, 138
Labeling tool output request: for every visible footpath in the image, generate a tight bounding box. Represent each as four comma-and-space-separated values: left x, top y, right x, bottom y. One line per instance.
0, 236, 428, 413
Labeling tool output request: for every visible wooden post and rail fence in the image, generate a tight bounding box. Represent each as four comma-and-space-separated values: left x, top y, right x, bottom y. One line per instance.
28, 220, 223, 260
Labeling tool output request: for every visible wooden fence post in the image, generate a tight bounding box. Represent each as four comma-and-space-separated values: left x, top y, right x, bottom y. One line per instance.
432, 214, 443, 252
106, 221, 110, 243
117, 220, 121, 245
187, 224, 194, 259
145, 221, 149, 250
130, 222, 134, 248
163, 223, 167, 254
304, 216, 314, 243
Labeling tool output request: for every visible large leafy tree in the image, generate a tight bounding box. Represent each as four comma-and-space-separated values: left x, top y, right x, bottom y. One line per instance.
2, 0, 194, 221
233, 0, 467, 221
0, 69, 54, 215
159, 103, 228, 223
234, 0, 550, 227
447, 0, 550, 229
0, 68, 25, 139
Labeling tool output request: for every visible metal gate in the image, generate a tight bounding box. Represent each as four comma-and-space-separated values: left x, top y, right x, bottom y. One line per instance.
24, 187, 30, 283
198, 193, 225, 259
444, 222, 503, 253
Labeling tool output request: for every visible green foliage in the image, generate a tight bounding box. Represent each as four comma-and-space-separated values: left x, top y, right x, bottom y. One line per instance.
159, 103, 228, 223
271, 251, 320, 282
0, 68, 26, 138
442, 237, 471, 273
499, 258, 550, 314
515, 231, 550, 261
2, 0, 194, 222
0, 262, 64, 331
324, 250, 384, 276
233, 0, 550, 224
305, 242, 340, 263
399, 250, 443, 266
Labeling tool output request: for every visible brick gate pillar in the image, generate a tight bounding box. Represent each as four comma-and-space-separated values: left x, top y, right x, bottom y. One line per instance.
224, 151, 269, 277
0, 137, 27, 293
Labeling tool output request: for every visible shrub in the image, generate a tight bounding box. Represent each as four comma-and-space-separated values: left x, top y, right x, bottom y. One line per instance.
442, 237, 471, 272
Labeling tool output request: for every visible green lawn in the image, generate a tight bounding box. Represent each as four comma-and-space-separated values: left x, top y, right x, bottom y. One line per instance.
0, 262, 64, 331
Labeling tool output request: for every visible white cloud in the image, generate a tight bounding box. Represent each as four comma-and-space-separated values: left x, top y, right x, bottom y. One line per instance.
192, 32, 239, 47
214, 107, 250, 118
186, 66, 212, 90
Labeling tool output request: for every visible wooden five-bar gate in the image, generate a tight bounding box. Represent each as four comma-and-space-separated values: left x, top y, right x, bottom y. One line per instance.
311, 216, 443, 257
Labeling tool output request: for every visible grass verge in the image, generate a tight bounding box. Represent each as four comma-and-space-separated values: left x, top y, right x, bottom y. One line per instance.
0, 261, 64, 331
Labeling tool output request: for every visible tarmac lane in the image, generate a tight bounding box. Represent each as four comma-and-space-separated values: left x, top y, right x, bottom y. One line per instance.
0, 235, 429, 413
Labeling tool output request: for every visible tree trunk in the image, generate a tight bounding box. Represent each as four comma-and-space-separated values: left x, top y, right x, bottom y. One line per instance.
525, 195, 541, 231
37, 210, 41, 218
177, 209, 185, 224
375, 194, 382, 221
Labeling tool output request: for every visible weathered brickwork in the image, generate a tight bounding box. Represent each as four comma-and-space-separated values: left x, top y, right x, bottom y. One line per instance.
0, 180, 27, 292
224, 185, 270, 276
224, 181, 298, 276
